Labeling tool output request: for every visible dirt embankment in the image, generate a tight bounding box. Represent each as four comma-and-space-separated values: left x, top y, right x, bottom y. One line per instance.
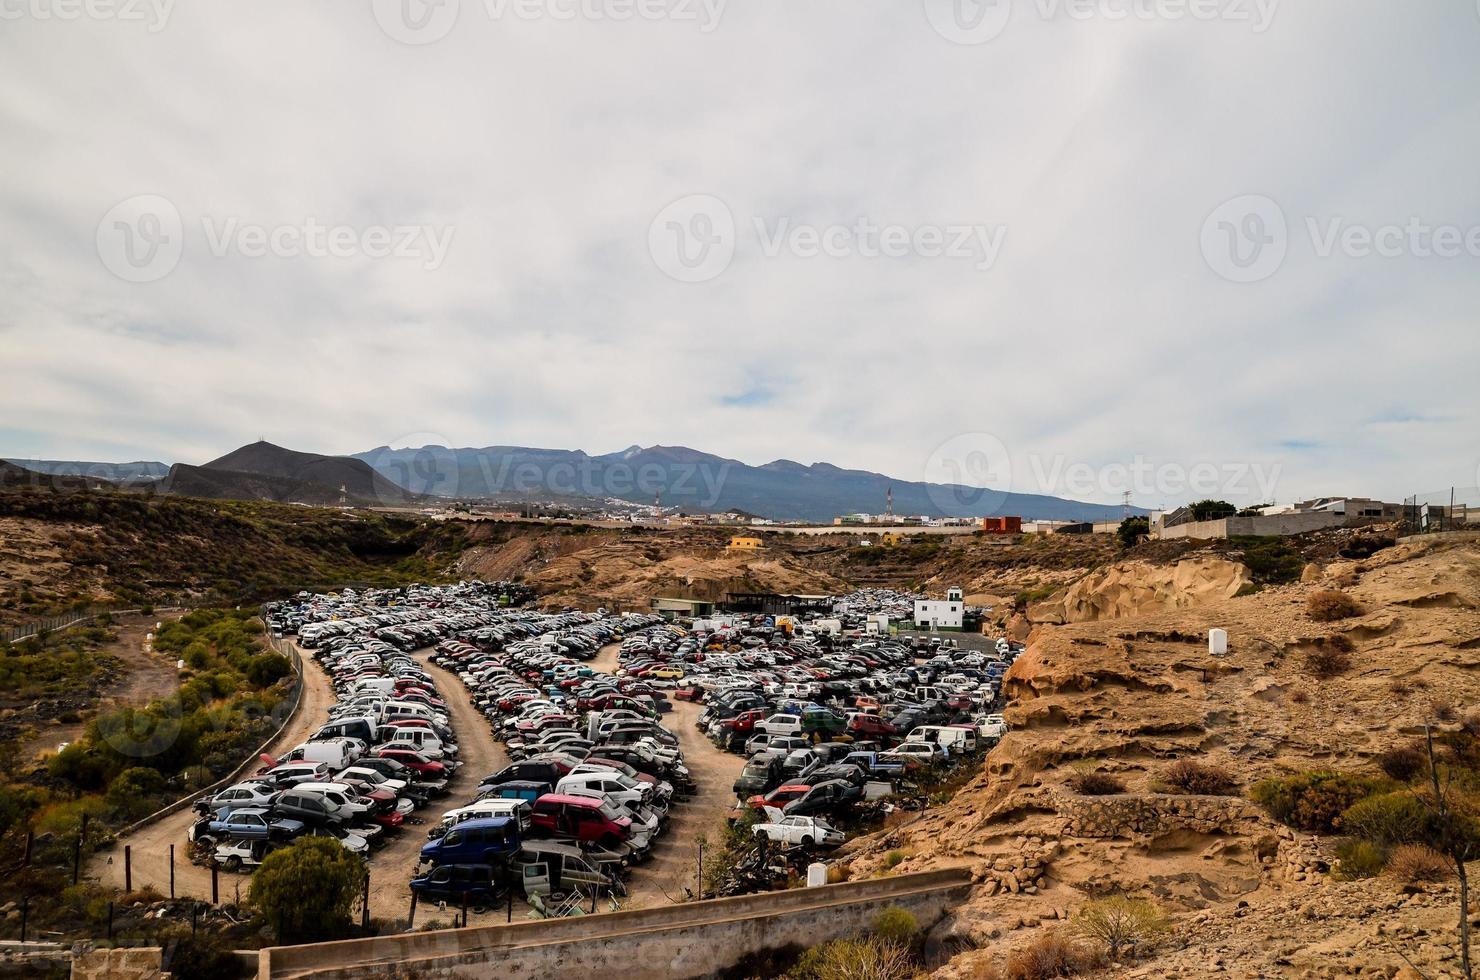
837, 537, 1480, 978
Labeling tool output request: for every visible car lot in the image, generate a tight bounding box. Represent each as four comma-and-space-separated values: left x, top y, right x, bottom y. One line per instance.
161, 582, 1017, 917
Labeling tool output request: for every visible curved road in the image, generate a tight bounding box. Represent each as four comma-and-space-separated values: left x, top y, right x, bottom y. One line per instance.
89, 642, 511, 925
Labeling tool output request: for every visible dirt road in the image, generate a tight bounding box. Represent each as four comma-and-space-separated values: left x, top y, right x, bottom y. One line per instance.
587, 644, 744, 910
363, 646, 508, 922
90, 640, 511, 923
20, 611, 183, 761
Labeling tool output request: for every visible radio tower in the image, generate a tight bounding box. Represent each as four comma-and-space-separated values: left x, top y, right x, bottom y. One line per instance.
886, 486, 894, 520
654, 488, 662, 513
1122, 490, 1132, 518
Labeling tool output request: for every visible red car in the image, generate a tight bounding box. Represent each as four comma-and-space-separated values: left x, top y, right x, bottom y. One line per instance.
375, 748, 447, 779
529, 794, 633, 848
744, 782, 810, 812
848, 713, 898, 738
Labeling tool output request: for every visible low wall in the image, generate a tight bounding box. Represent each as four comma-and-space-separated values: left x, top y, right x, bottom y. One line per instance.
1058, 793, 1258, 838
1155, 512, 1341, 540
260, 869, 972, 979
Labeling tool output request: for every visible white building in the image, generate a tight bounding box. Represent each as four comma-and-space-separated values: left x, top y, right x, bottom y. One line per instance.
914, 587, 964, 631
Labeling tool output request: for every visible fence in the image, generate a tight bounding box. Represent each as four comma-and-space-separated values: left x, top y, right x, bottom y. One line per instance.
1403, 487, 1480, 534
0, 603, 184, 645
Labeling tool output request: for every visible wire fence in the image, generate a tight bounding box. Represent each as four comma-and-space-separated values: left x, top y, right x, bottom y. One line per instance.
1403, 486, 1480, 534
0, 603, 184, 646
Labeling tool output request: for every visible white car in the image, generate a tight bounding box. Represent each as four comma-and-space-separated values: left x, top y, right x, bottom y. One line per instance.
975, 714, 1008, 739
752, 810, 845, 849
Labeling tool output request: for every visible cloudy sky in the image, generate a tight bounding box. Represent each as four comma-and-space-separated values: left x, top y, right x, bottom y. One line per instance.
3, 0, 1478, 508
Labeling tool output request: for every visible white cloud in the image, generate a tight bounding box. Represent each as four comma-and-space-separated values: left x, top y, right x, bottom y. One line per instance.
1, 0, 1478, 505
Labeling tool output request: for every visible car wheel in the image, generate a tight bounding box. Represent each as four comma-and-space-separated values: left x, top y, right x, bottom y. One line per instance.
224, 856, 242, 872
800, 836, 814, 848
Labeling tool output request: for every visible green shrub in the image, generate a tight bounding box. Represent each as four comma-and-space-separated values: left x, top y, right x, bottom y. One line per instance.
790, 936, 915, 980
1341, 792, 1429, 847
1249, 771, 1391, 834
165, 930, 245, 980
884, 850, 906, 868
870, 906, 919, 947
1334, 839, 1387, 880
105, 767, 168, 821
250, 837, 366, 943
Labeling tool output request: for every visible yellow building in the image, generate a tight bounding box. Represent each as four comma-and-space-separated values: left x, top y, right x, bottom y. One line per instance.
727, 535, 764, 551
880, 532, 906, 548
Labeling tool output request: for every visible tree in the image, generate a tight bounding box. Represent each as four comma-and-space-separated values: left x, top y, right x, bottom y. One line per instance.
1190, 499, 1237, 521
250, 837, 366, 943
1417, 727, 1480, 978
1116, 516, 1149, 548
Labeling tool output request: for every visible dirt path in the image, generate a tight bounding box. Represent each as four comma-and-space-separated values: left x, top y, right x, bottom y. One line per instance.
19, 611, 183, 760
587, 643, 744, 910
365, 646, 509, 923
89, 636, 336, 901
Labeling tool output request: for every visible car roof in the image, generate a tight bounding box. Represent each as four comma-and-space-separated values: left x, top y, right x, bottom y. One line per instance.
447, 817, 513, 830
536, 793, 602, 808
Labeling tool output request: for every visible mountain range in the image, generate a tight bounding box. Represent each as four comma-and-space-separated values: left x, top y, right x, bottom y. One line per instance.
6, 442, 1139, 523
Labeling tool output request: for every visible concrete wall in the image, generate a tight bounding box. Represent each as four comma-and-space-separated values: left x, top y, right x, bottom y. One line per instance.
1154, 511, 1341, 540
260, 870, 971, 980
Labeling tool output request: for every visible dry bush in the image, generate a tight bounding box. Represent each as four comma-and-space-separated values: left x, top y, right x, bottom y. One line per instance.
1162, 760, 1239, 796
1388, 678, 1412, 697
1290, 689, 1310, 704
1376, 743, 1428, 782
1067, 771, 1125, 796
1307, 590, 1364, 622
1004, 930, 1103, 979
1432, 700, 1459, 723
1385, 844, 1453, 884
1325, 633, 1355, 652
805, 936, 916, 980
1303, 647, 1352, 679
1074, 896, 1170, 959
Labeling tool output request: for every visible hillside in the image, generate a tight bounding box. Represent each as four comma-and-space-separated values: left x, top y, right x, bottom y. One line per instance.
355, 443, 1140, 522
0, 487, 464, 625
201, 440, 411, 504
837, 534, 1480, 978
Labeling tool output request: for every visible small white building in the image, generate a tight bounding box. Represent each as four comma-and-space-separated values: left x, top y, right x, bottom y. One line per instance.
914, 587, 965, 631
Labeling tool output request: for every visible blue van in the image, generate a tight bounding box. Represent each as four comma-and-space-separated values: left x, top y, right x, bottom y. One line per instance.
419, 817, 520, 867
